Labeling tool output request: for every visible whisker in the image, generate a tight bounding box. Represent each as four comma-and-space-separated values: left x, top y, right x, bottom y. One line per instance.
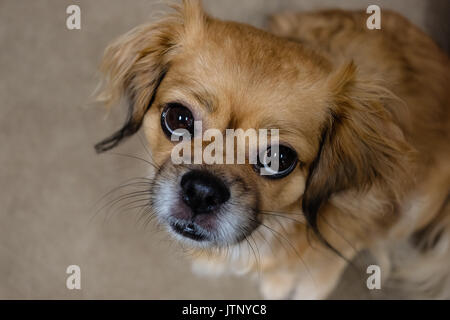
135, 206, 157, 229
317, 214, 358, 267
251, 218, 316, 287
108, 152, 160, 171
137, 132, 162, 171
97, 191, 152, 222
91, 178, 152, 212
249, 234, 262, 278
259, 211, 305, 225
99, 189, 151, 213
255, 228, 275, 257
244, 236, 258, 272
104, 151, 172, 181
115, 198, 151, 213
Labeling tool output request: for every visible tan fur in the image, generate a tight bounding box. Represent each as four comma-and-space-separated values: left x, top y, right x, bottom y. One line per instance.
96, 1, 450, 299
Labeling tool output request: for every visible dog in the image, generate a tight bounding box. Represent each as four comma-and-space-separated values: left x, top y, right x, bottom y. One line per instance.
94, 0, 450, 299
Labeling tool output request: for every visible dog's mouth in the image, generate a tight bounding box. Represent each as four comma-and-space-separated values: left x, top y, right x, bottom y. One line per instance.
152, 165, 260, 247
169, 220, 209, 242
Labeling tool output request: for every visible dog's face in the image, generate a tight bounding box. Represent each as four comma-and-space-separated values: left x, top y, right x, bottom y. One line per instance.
138, 17, 333, 247
96, 1, 409, 249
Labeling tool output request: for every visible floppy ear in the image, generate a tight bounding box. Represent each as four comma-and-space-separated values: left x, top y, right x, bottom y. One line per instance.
94, 0, 206, 153
302, 62, 413, 234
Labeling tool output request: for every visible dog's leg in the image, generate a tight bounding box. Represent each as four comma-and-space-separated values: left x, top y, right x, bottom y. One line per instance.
259, 246, 351, 299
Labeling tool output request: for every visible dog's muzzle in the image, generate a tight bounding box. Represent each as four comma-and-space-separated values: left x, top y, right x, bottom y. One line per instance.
169, 170, 230, 241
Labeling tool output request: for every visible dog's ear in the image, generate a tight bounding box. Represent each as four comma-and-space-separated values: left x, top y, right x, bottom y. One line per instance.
302, 62, 413, 234
94, 0, 206, 152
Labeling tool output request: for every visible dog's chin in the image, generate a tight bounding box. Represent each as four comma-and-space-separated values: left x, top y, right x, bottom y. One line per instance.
159, 201, 260, 248
163, 214, 253, 248
167, 216, 212, 242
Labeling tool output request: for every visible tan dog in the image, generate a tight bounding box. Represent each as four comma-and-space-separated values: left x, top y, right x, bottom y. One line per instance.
95, 0, 450, 299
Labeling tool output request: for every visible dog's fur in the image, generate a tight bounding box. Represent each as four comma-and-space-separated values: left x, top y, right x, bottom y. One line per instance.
95, 1, 450, 299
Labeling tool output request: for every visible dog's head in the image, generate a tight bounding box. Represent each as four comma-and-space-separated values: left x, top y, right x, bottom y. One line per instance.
95, 0, 410, 249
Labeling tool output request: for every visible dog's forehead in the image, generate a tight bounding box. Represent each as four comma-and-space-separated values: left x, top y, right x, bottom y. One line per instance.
178, 20, 328, 85
168, 53, 324, 125
169, 21, 329, 113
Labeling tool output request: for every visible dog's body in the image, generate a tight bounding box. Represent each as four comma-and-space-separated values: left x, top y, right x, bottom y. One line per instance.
96, 1, 450, 299
266, 10, 450, 298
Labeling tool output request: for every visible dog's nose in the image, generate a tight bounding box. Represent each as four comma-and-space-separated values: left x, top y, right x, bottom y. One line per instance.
180, 170, 230, 214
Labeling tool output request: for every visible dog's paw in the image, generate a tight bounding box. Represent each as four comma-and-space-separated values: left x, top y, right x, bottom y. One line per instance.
260, 272, 298, 299
290, 279, 333, 300
260, 267, 339, 300
191, 257, 227, 277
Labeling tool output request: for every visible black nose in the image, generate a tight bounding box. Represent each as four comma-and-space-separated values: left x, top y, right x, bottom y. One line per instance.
180, 170, 230, 214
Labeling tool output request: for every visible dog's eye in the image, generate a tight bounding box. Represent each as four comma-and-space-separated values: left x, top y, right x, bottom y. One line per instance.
254, 145, 298, 179
161, 103, 195, 138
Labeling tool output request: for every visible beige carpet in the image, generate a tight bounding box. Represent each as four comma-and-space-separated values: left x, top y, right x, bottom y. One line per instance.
1, 0, 448, 299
